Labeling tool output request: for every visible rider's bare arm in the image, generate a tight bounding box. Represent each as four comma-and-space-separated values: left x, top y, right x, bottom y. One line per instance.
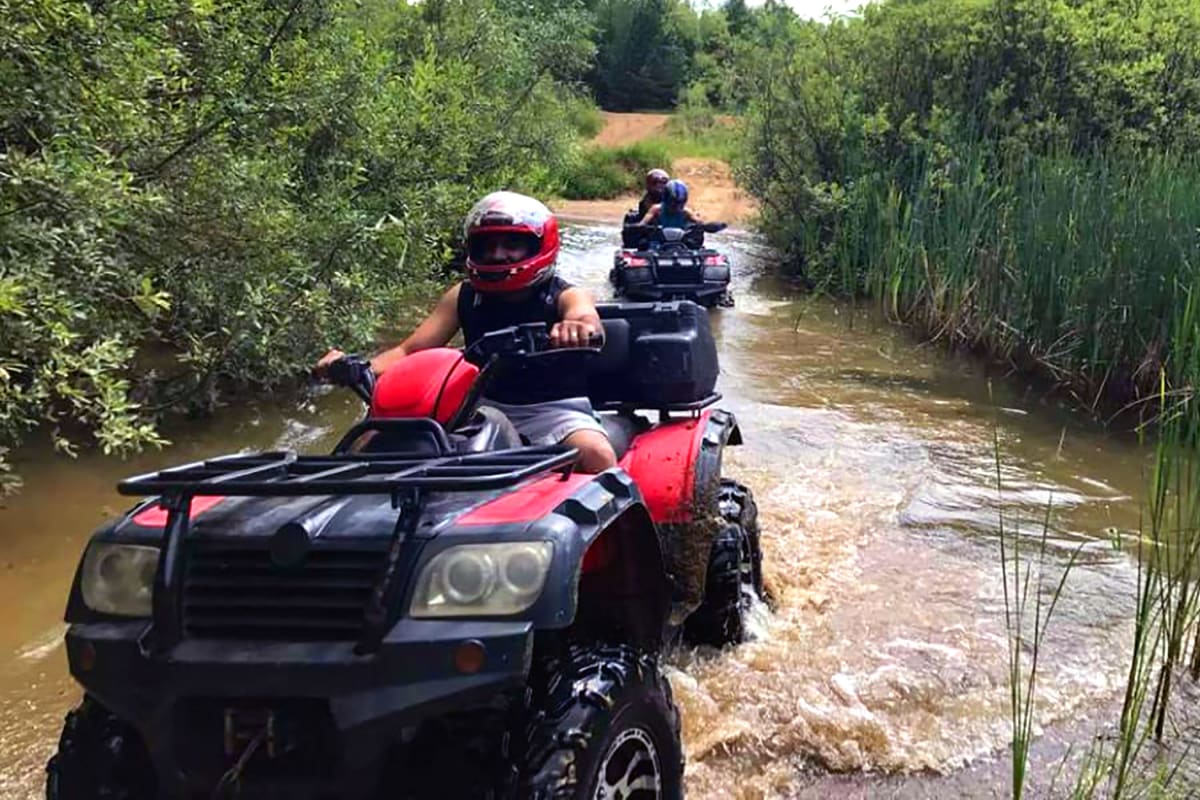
369, 284, 462, 374
314, 284, 461, 378
684, 208, 703, 223
644, 204, 662, 224
550, 287, 603, 348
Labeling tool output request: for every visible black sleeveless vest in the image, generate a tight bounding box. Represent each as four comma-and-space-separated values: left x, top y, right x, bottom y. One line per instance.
457, 277, 588, 404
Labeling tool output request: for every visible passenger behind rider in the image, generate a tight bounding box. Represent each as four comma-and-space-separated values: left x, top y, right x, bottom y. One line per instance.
635, 168, 670, 220
314, 192, 618, 473
642, 179, 702, 229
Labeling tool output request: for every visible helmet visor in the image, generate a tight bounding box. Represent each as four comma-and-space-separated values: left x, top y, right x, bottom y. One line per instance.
467, 231, 541, 266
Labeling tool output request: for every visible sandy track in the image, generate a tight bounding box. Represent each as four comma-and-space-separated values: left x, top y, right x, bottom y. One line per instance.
551, 113, 758, 227
590, 111, 671, 147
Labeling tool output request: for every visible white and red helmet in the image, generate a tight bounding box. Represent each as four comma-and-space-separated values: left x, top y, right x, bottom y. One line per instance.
463, 191, 560, 293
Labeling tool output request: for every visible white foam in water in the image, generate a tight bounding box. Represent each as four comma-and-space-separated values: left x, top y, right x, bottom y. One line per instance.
14, 627, 65, 663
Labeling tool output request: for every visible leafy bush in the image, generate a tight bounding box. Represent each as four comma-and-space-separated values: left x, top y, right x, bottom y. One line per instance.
739, 0, 1200, 406
566, 99, 606, 138
0, 0, 595, 490
555, 141, 673, 199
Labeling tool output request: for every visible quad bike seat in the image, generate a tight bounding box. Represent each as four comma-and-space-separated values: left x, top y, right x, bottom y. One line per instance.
339, 408, 521, 457
452, 406, 523, 453
599, 412, 649, 460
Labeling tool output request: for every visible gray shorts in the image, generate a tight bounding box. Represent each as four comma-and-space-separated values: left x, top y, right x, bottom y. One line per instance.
484, 397, 607, 446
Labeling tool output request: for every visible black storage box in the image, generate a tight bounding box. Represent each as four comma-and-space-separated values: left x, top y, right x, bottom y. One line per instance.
589, 301, 719, 409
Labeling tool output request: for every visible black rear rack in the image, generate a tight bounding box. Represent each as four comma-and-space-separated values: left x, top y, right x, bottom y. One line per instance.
122, 444, 577, 655
591, 392, 722, 415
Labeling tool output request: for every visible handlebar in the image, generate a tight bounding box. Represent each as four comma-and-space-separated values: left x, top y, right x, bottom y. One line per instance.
469, 322, 604, 362
324, 354, 376, 405
323, 324, 602, 407
622, 222, 728, 235
620, 221, 728, 251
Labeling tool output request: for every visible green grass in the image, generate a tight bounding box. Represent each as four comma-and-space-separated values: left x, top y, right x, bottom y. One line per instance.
553, 140, 674, 200
650, 110, 742, 161
552, 116, 744, 200
641, 131, 740, 162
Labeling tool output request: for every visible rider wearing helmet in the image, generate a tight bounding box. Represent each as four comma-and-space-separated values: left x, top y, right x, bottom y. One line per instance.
315, 191, 616, 472
635, 168, 670, 220
644, 179, 702, 228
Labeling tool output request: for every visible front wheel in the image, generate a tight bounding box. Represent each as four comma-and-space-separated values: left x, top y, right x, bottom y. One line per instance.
47, 696, 156, 800
521, 644, 683, 799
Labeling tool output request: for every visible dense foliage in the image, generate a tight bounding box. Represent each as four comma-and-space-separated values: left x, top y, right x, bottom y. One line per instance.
585, 0, 756, 111
556, 141, 672, 200
736, 2, 1200, 782
741, 0, 1200, 411
0, 0, 595, 490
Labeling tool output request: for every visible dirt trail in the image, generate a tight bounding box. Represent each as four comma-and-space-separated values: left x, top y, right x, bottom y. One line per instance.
551, 112, 758, 228
590, 111, 670, 146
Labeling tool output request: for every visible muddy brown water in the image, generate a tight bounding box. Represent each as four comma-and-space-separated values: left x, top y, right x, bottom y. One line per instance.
0, 224, 1153, 798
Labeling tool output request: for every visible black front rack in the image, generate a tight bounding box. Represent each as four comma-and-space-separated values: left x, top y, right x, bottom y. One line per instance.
119, 444, 578, 498
121, 444, 577, 655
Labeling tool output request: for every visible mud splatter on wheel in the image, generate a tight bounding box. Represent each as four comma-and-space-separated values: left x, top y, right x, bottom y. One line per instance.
522, 644, 683, 800
46, 696, 155, 800
684, 479, 764, 647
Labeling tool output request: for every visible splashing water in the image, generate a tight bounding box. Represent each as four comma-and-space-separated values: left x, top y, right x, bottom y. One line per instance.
0, 225, 1148, 797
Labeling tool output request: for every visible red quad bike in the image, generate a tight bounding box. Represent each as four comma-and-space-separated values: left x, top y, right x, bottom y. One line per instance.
46, 300, 765, 800
612, 220, 733, 308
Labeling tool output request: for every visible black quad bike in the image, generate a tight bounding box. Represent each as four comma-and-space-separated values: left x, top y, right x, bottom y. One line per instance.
611, 216, 733, 308
47, 300, 766, 800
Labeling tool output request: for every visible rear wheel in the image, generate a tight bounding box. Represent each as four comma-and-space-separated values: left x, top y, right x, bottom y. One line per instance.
46, 696, 156, 800
521, 644, 682, 800
684, 479, 764, 647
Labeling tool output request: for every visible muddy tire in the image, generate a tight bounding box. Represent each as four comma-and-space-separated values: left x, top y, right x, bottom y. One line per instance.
521, 644, 682, 800
46, 696, 155, 800
683, 479, 764, 647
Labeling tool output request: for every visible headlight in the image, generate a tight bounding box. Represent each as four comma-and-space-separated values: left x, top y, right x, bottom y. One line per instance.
410, 542, 553, 618
80, 543, 159, 617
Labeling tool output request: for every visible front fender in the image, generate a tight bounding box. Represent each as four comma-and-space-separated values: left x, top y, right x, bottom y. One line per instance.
619, 408, 741, 525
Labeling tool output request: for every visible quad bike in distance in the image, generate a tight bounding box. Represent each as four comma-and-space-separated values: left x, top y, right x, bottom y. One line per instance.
612, 217, 733, 308
47, 300, 765, 799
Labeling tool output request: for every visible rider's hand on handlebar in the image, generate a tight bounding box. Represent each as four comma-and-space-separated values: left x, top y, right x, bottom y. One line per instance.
313, 348, 347, 380
549, 320, 600, 349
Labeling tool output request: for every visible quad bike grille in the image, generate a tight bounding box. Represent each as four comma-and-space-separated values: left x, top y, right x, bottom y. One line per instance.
183, 541, 386, 641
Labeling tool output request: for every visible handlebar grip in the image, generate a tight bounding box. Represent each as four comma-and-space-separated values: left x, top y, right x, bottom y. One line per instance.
326, 355, 375, 405
326, 356, 363, 385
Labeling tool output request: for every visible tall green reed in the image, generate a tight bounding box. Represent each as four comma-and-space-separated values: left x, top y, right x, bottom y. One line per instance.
841, 145, 1200, 796
818, 146, 1200, 421
994, 388, 1199, 799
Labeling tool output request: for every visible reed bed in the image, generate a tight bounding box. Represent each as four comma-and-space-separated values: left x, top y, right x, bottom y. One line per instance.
820, 148, 1200, 421
810, 145, 1200, 796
